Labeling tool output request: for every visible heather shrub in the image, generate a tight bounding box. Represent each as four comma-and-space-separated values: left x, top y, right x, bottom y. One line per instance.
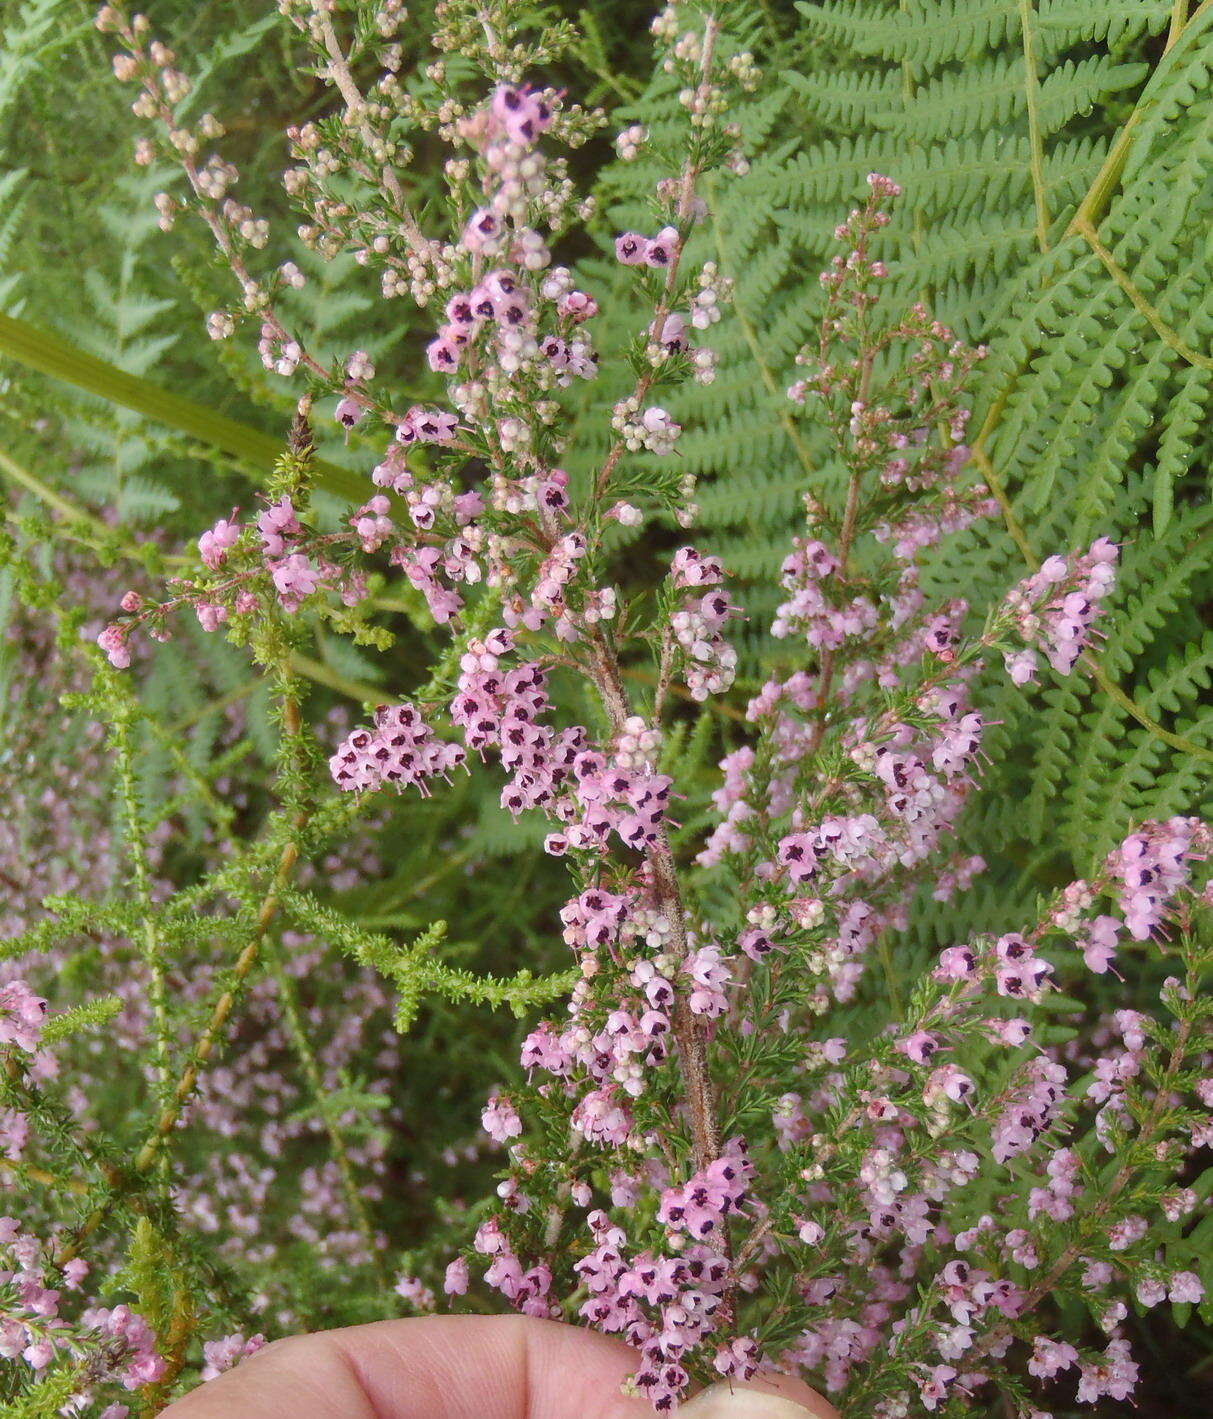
1, 3, 1210, 1417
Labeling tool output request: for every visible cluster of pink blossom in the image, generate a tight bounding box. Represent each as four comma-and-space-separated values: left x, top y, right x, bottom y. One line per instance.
571, 1211, 738, 1408
1002, 538, 1118, 684
0, 981, 47, 1057
329, 703, 466, 795
669, 550, 740, 699
748, 808, 1207, 1411
200, 1331, 266, 1381
96, 492, 367, 665
423, 86, 598, 390
1, 983, 52, 1165
1105, 815, 1202, 939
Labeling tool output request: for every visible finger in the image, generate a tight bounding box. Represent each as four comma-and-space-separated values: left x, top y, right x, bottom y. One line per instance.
161, 1316, 838, 1419
164, 1315, 651, 1419
681, 1376, 840, 1419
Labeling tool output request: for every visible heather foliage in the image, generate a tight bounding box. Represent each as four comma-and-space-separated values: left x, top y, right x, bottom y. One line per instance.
0, 3, 1211, 1418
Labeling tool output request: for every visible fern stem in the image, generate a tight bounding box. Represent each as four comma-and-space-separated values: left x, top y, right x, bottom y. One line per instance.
968, 445, 1035, 566
0, 445, 108, 531
1074, 217, 1213, 371
1017, 0, 1051, 253
1082, 655, 1212, 760
1067, 0, 1213, 236
1167, 0, 1193, 49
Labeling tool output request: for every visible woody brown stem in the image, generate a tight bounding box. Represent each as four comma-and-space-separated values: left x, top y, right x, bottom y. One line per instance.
586, 632, 723, 1179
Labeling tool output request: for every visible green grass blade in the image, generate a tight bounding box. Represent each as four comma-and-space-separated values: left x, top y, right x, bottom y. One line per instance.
0, 312, 364, 503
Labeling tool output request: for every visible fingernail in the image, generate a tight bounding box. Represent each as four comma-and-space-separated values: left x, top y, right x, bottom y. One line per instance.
677, 1383, 821, 1418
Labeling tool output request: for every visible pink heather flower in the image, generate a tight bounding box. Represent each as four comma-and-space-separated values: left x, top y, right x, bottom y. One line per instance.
1004, 648, 1037, 685
670, 547, 724, 588
1, 1107, 30, 1160
481, 1092, 523, 1143
655, 312, 688, 351
1170, 1271, 1204, 1304
23, 1337, 54, 1369
443, 1258, 469, 1296
0, 982, 47, 1052
427, 337, 462, 373
394, 1274, 436, 1311
712, 1336, 760, 1380
1079, 914, 1120, 973
1108, 1214, 1148, 1251
1105, 817, 1202, 940
62, 1258, 89, 1290
1076, 1337, 1138, 1403
201, 1332, 266, 1381
917, 1364, 956, 1410
643, 227, 679, 268
608, 501, 643, 527
1028, 1336, 1079, 1378
198, 513, 240, 568
196, 602, 227, 633
81, 1305, 165, 1390
924, 1064, 973, 1106
571, 1088, 632, 1146
351, 496, 393, 553
398, 406, 459, 445
559, 289, 598, 321
256, 497, 300, 557
462, 209, 502, 253
489, 84, 552, 146
97, 623, 131, 669
271, 554, 324, 606
658, 1150, 752, 1241
897, 1030, 941, 1065
614, 233, 647, 265
334, 394, 363, 428
330, 703, 466, 796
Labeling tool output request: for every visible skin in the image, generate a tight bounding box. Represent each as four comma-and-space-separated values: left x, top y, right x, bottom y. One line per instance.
163, 1316, 840, 1419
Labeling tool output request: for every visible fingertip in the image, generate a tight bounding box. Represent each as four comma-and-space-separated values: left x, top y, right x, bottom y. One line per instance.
678, 1376, 840, 1419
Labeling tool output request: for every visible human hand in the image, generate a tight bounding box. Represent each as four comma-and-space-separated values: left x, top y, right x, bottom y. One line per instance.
162, 1316, 839, 1419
